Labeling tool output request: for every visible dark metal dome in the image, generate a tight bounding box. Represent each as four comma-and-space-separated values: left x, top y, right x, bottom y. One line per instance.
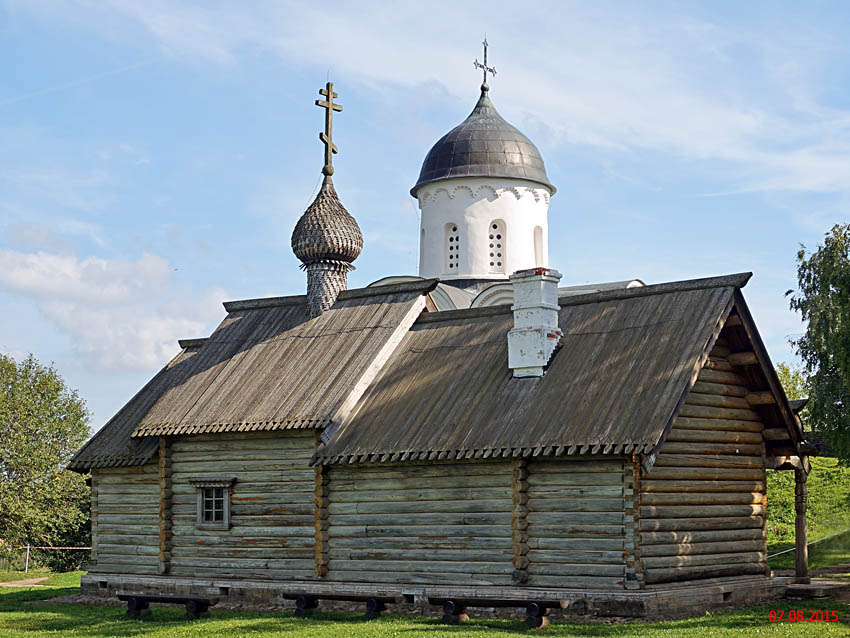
411, 84, 555, 196
292, 176, 363, 266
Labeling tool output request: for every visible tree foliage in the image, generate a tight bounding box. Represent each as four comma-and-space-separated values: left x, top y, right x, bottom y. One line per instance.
788, 223, 850, 463
0, 354, 91, 570
775, 361, 810, 429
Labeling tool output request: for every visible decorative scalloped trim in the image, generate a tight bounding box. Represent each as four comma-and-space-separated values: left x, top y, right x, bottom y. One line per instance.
432, 187, 451, 200
504, 186, 522, 200
475, 184, 499, 199
524, 187, 540, 203
453, 185, 474, 198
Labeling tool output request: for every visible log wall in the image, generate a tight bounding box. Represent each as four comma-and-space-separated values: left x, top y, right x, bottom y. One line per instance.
640, 342, 768, 585
326, 461, 515, 585
525, 458, 627, 589
88, 462, 160, 575
169, 431, 316, 580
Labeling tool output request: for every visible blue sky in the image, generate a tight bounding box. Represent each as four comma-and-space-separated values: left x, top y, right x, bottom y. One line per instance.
1, 1, 848, 432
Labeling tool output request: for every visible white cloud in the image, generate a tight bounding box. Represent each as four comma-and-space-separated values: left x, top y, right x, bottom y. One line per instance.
0, 249, 226, 370
12, 1, 850, 194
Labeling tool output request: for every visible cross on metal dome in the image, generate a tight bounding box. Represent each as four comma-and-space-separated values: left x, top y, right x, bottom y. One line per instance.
315, 81, 343, 177
473, 37, 496, 86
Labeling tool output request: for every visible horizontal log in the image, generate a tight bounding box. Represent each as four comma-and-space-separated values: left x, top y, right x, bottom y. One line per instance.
173, 503, 314, 517
639, 516, 763, 532
640, 492, 762, 506
525, 574, 624, 589
94, 525, 160, 536
526, 498, 624, 513
659, 442, 764, 456
704, 357, 734, 372
328, 548, 511, 562
641, 539, 765, 557
338, 525, 508, 539
529, 460, 624, 474
172, 484, 313, 496
641, 479, 764, 493
169, 556, 316, 570
171, 432, 313, 449
642, 551, 764, 569
685, 393, 750, 409
641, 504, 764, 519
97, 514, 159, 525
172, 460, 313, 473
330, 486, 512, 504
762, 427, 791, 441
89, 534, 159, 546
327, 499, 510, 516
526, 473, 623, 487
644, 562, 765, 585
171, 470, 314, 484
87, 562, 159, 575
169, 566, 315, 581
522, 561, 624, 577
527, 511, 625, 525
325, 569, 511, 586
97, 464, 158, 476
677, 405, 762, 422
330, 462, 511, 480
173, 535, 316, 549
173, 546, 315, 560
172, 514, 314, 526
330, 475, 510, 492
511, 524, 625, 538
697, 368, 747, 386
327, 512, 512, 526
690, 381, 748, 397
665, 429, 762, 445
87, 554, 158, 566
329, 536, 514, 551
639, 528, 764, 546
728, 351, 758, 366
526, 550, 624, 566
527, 537, 624, 552
326, 559, 513, 576
643, 467, 764, 481
710, 344, 731, 358
672, 417, 762, 433
97, 544, 159, 556
527, 486, 624, 499
171, 525, 313, 538
746, 392, 775, 406
652, 454, 763, 470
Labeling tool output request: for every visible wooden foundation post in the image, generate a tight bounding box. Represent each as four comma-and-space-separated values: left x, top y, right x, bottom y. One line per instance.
794, 465, 809, 583
315, 465, 330, 577
511, 458, 530, 585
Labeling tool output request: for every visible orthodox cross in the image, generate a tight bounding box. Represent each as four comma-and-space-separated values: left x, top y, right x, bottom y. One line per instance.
315, 82, 343, 176
473, 37, 496, 85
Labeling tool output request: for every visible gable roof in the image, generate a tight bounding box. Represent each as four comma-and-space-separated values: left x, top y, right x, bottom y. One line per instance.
68, 279, 437, 471
314, 273, 758, 465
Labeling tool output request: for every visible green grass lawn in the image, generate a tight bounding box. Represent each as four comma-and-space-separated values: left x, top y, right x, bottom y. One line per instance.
0, 573, 847, 637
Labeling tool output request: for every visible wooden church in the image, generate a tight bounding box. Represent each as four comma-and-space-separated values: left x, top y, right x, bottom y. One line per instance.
70, 58, 814, 625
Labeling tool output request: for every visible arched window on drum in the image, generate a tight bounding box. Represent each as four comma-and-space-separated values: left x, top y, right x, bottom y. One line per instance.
445, 223, 460, 273
488, 220, 505, 273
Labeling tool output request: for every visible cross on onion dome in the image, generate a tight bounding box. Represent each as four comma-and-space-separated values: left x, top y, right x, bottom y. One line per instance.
315, 82, 343, 177
473, 37, 496, 87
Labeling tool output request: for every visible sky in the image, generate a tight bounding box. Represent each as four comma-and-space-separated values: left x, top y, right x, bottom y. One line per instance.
1, 1, 848, 433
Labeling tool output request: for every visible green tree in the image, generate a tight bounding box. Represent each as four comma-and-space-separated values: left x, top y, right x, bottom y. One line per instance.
0, 354, 91, 570
788, 223, 850, 463
775, 361, 810, 429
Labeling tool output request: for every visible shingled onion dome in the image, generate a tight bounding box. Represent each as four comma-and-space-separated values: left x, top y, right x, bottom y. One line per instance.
292, 175, 363, 317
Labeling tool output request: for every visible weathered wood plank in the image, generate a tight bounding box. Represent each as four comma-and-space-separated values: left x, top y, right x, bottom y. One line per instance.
641, 540, 765, 557
641, 479, 764, 493
652, 455, 763, 469
644, 467, 764, 481
639, 528, 764, 545
684, 393, 751, 409
641, 504, 764, 519
677, 405, 762, 421
664, 429, 762, 444
672, 417, 762, 433
639, 516, 763, 532
690, 381, 748, 397
641, 492, 762, 506
642, 551, 764, 569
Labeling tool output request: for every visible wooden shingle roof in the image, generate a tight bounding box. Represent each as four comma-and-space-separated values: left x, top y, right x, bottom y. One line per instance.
68, 279, 437, 471
314, 273, 758, 464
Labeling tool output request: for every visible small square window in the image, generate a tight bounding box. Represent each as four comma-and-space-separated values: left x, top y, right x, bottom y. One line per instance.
189, 478, 235, 530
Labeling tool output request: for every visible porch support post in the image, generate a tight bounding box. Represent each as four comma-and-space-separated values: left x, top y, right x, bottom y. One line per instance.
794, 464, 809, 584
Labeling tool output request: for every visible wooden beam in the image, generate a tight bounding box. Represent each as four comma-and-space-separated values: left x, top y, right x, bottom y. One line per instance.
763, 427, 791, 441
511, 459, 529, 585
724, 314, 742, 327
746, 391, 776, 406
728, 351, 758, 366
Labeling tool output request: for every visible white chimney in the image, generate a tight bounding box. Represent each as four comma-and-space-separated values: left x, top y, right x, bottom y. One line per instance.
508, 268, 563, 378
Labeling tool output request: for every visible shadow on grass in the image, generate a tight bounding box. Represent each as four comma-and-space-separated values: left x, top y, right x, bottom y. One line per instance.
1, 589, 847, 637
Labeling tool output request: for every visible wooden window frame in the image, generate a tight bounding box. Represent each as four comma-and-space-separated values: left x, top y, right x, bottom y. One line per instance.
188, 477, 236, 531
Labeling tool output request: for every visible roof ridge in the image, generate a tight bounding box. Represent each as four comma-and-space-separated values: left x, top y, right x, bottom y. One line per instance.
223, 278, 439, 313
557, 272, 752, 308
